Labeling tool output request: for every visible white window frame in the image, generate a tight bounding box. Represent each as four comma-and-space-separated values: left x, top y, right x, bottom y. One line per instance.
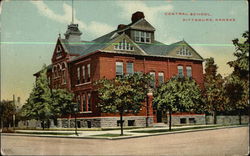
158, 72, 164, 85
77, 67, 80, 82
134, 30, 151, 43
126, 62, 134, 75
114, 39, 134, 51
149, 72, 156, 88
62, 70, 66, 84
87, 93, 92, 112
177, 65, 184, 77
116, 62, 124, 76
186, 66, 192, 77
177, 47, 192, 56
82, 66, 86, 83
87, 64, 90, 81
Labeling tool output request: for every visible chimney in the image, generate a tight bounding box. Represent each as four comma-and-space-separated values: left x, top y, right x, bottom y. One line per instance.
131, 11, 145, 23
117, 24, 127, 30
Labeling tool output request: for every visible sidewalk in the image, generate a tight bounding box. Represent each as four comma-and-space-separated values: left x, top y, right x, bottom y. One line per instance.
2, 124, 247, 140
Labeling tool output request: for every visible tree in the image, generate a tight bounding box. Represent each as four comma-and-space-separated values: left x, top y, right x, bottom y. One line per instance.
225, 31, 249, 125
153, 76, 203, 130
50, 89, 75, 122
228, 31, 249, 81
203, 57, 226, 124
22, 65, 52, 129
0, 100, 15, 128
95, 73, 152, 135
22, 65, 76, 129
224, 75, 246, 124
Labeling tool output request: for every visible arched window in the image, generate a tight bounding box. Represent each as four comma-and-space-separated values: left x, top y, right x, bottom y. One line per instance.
62, 62, 66, 69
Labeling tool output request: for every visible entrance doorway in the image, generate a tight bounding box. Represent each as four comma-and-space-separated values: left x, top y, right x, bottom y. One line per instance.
157, 111, 162, 123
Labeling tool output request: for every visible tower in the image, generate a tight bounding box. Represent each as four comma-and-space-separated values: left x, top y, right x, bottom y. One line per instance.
64, 0, 82, 43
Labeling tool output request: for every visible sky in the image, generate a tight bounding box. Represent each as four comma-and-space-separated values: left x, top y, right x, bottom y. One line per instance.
0, 0, 248, 104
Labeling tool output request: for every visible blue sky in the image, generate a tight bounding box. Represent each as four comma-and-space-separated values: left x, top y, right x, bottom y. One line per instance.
0, 0, 248, 104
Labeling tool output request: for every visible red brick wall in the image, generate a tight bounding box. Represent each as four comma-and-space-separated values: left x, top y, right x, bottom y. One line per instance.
47, 52, 203, 119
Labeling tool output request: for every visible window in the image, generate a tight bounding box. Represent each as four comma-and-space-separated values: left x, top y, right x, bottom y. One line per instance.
140, 32, 145, 42
87, 64, 90, 82
87, 93, 92, 111
56, 45, 62, 53
135, 31, 140, 42
126, 62, 134, 75
146, 33, 151, 43
177, 47, 192, 56
82, 94, 86, 112
158, 72, 164, 85
117, 120, 124, 126
189, 118, 196, 124
62, 70, 66, 84
186, 66, 192, 77
177, 66, 184, 77
56, 46, 62, 58
87, 121, 91, 128
77, 121, 81, 128
116, 62, 123, 76
77, 67, 80, 84
134, 31, 151, 43
114, 39, 134, 51
180, 118, 187, 124
149, 72, 156, 88
57, 65, 61, 77
128, 120, 135, 126
82, 66, 86, 83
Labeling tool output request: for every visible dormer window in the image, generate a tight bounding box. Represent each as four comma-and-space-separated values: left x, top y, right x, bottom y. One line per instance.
114, 39, 134, 51
134, 30, 151, 43
177, 47, 192, 56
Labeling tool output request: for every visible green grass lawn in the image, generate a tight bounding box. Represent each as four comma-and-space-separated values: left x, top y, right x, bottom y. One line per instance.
92, 133, 132, 137
16, 131, 75, 135
130, 125, 236, 133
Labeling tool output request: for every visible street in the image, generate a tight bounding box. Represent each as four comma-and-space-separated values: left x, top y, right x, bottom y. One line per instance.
1, 127, 249, 156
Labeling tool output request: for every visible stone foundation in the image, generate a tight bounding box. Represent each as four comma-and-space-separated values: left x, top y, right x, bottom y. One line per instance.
171, 114, 206, 125
206, 115, 249, 125
58, 116, 153, 128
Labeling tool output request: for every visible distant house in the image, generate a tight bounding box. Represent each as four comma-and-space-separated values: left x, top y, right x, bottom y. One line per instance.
34, 11, 205, 128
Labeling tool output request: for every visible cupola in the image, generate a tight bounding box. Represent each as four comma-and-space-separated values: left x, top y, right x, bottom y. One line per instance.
64, 24, 82, 43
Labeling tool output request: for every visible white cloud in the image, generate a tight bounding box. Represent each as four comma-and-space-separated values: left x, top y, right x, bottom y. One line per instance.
30, 1, 114, 38
116, 1, 173, 24
88, 21, 114, 37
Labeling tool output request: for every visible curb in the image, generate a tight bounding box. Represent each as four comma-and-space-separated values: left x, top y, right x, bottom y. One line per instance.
2, 125, 248, 140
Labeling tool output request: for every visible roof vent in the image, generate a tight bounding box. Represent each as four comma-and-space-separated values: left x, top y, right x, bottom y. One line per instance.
117, 24, 127, 30
131, 11, 145, 23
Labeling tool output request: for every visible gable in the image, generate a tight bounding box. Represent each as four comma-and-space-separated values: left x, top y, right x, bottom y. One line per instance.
101, 33, 147, 55
130, 19, 155, 32
52, 39, 68, 62
166, 41, 203, 60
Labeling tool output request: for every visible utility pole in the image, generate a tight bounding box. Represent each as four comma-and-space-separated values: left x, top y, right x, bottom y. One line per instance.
13, 94, 16, 129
